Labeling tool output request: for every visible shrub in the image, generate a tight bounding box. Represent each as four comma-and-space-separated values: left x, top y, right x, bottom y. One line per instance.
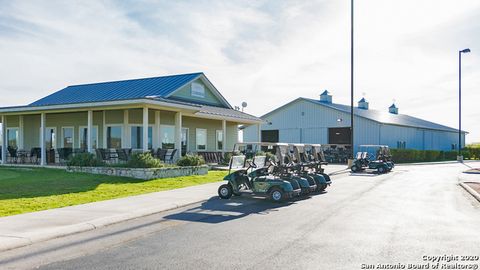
223, 152, 233, 165
177, 154, 205, 167
390, 149, 463, 163
265, 152, 276, 162
126, 152, 163, 168
67, 153, 104, 167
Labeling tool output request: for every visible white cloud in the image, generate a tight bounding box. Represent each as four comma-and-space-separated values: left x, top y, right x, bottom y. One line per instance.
0, 0, 479, 142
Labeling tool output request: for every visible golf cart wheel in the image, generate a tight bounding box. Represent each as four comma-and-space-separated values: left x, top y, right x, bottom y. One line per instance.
351, 165, 358, 173
378, 166, 386, 174
218, 184, 233, 199
269, 188, 284, 203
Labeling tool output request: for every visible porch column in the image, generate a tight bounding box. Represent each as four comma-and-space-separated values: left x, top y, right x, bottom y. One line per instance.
19, 115, 24, 149
154, 111, 160, 149
142, 107, 149, 152
174, 112, 182, 158
222, 120, 227, 153
40, 113, 46, 166
102, 111, 107, 148
257, 123, 261, 142
87, 110, 93, 153
123, 109, 129, 148
1, 115, 6, 164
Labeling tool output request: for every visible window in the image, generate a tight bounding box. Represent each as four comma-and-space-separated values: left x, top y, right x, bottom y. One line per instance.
61, 127, 74, 148
107, 126, 122, 149
160, 125, 175, 149
130, 126, 153, 149
216, 130, 223, 151
397, 141, 406, 149
191, 82, 205, 98
79, 126, 98, 150
196, 128, 207, 150
7, 128, 19, 148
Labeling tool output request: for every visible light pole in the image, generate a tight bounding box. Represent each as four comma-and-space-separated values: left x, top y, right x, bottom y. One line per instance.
350, 0, 354, 161
458, 48, 470, 161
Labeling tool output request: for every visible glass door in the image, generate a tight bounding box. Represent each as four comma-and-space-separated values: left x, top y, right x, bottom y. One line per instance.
181, 128, 189, 156
45, 127, 56, 149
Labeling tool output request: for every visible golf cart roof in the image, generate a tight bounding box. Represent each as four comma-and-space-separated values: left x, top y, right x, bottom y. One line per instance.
236, 142, 289, 146
308, 144, 322, 147
289, 143, 305, 147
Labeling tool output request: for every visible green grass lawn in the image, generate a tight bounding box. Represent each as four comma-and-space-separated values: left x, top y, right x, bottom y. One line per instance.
0, 167, 227, 217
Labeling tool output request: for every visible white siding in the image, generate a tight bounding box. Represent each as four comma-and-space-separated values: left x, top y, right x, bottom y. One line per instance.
279, 128, 301, 142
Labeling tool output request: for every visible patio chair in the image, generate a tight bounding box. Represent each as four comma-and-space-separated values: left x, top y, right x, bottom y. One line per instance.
7, 146, 18, 163
30, 147, 41, 164
116, 149, 130, 163
58, 148, 73, 164
156, 149, 167, 161
164, 149, 177, 164
73, 148, 86, 157
16, 149, 29, 164
96, 148, 112, 163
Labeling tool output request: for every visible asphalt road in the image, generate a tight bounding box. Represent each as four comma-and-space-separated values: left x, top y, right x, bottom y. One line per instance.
1, 162, 479, 270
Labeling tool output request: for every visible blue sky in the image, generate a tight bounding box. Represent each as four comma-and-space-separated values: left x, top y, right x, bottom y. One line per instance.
0, 0, 479, 142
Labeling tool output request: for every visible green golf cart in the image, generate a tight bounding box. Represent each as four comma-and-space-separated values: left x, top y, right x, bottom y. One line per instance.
218, 143, 301, 202
351, 145, 392, 174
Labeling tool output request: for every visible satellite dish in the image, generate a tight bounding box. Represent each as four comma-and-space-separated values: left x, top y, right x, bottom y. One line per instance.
241, 102, 247, 112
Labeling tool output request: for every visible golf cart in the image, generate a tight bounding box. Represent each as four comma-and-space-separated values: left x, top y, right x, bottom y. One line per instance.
378, 146, 395, 170
274, 143, 317, 195
305, 144, 333, 188
218, 143, 301, 202
290, 144, 331, 192
351, 145, 393, 174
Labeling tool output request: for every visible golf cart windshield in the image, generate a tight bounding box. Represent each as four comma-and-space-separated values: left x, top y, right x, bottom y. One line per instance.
275, 144, 290, 165
252, 155, 267, 168
230, 155, 246, 169
292, 144, 309, 163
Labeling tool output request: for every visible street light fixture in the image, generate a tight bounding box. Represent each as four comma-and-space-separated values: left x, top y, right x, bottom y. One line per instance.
458, 48, 470, 161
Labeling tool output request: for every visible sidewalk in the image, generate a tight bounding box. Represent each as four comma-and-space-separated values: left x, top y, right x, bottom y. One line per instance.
0, 164, 347, 252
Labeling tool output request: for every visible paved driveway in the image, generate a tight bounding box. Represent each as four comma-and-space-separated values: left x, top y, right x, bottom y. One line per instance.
1, 162, 479, 270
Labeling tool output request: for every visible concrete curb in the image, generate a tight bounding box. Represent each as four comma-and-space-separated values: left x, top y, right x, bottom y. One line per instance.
459, 182, 480, 203
0, 199, 207, 253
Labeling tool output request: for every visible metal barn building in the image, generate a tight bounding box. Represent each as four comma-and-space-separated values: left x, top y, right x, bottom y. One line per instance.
243, 91, 467, 152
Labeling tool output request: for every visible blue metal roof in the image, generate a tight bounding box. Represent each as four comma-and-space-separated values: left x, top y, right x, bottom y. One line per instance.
304, 98, 462, 133
29, 72, 203, 107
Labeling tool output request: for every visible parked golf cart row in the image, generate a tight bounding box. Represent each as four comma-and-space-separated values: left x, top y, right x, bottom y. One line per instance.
351, 145, 395, 174
218, 142, 332, 203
